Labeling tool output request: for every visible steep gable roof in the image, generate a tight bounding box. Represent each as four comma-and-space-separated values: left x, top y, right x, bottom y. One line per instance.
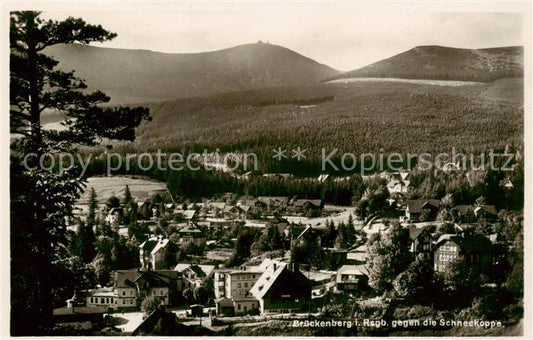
474, 205, 498, 216
258, 196, 288, 204
296, 225, 312, 240
182, 210, 197, 219
152, 239, 171, 254
451, 234, 491, 252
294, 199, 322, 207
178, 225, 203, 234
408, 225, 430, 241
436, 234, 491, 253
134, 270, 180, 288
139, 239, 159, 253
188, 265, 206, 277
114, 269, 142, 288
175, 263, 215, 277
407, 199, 440, 213
249, 263, 287, 299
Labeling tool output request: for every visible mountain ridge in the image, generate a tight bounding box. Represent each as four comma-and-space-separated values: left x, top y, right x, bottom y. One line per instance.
327, 45, 523, 83
43, 42, 340, 104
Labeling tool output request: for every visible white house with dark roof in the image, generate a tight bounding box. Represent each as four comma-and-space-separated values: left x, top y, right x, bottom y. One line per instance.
174, 263, 215, 289
433, 234, 492, 273
249, 261, 310, 314
405, 199, 440, 222
408, 225, 433, 259
139, 236, 179, 270
85, 269, 141, 311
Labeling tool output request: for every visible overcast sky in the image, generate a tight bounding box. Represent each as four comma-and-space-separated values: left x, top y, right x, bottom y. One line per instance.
39, 3, 526, 71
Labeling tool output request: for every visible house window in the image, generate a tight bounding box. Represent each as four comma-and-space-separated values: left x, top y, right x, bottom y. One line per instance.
122, 291, 126, 296
238, 283, 241, 288
160, 290, 164, 295
244, 282, 248, 288
130, 290, 133, 296
237, 304, 241, 310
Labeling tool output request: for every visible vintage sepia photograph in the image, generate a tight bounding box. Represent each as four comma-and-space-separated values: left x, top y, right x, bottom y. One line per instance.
5, 1, 530, 337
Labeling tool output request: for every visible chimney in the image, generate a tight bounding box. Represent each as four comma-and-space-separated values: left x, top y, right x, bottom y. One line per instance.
290, 262, 299, 272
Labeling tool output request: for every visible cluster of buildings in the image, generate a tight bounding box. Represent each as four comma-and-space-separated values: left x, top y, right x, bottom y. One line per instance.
405, 200, 498, 223
199, 196, 324, 220
336, 223, 495, 296
63, 256, 312, 319
340, 196, 503, 293
94, 196, 324, 235
56, 173, 512, 332
69, 265, 196, 312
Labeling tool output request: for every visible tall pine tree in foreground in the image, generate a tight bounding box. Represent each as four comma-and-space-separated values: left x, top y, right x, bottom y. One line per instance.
10, 11, 150, 335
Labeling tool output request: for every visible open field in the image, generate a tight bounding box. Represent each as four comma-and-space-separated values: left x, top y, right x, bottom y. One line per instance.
283, 205, 357, 228
77, 176, 168, 205
325, 77, 483, 87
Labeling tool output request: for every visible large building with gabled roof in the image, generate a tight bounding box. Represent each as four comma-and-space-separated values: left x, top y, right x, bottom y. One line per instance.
249, 262, 310, 314
139, 236, 179, 270
433, 234, 492, 273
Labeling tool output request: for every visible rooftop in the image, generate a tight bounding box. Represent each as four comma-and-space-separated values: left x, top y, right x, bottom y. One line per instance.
407, 199, 440, 213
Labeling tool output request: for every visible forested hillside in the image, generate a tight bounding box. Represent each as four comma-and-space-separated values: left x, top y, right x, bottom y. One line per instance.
125, 78, 523, 174
328, 45, 523, 82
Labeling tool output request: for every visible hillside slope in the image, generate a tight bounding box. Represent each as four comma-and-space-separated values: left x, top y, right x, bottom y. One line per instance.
130, 79, 522, 173
44, 42, 339, 104
328, 45, 523, 83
